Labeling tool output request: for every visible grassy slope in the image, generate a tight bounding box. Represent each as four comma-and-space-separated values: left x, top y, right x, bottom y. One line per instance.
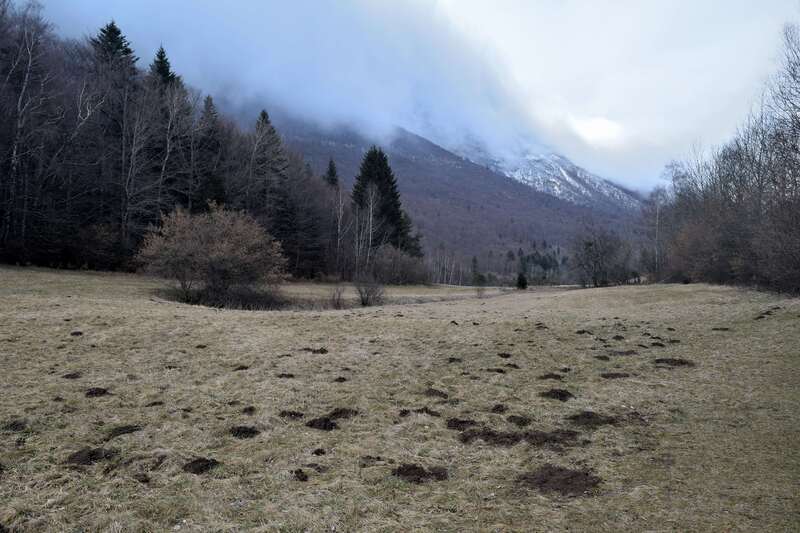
0, 267, 798, 531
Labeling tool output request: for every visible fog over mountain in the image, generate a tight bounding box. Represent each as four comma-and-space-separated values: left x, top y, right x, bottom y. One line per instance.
42, 0, 795, 191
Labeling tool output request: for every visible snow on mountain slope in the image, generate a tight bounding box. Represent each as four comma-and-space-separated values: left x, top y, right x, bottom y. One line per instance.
501, 152, 641, 211
455, 145, 641, 212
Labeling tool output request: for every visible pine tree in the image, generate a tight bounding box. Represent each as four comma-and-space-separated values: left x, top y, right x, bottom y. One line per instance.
192, 96, 225, 210
324, 158, 339, 187
352, 146, 417, 253
246, 110, 288, 218
90, 21, 137, 68
149, 45, 177, 85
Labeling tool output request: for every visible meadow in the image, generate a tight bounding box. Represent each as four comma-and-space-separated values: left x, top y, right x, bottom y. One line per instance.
0, 267, 798, 531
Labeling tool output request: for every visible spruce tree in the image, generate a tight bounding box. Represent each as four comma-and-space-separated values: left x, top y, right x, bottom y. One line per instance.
90, 21, 137, 67
352, 146, 417, 252
192, 96, 225, 210
324, 158, 339, 187
149, 45, 177, 85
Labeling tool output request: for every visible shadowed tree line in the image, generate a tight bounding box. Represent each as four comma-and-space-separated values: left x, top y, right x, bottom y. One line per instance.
0, 3, 424, 281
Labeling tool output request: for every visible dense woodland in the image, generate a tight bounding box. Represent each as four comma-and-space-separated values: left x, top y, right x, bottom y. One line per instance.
1, 1, 798, 293
0, 3, 422, 282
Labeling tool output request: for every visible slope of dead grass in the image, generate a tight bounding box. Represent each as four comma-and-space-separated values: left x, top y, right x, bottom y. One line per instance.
0, 266, 798, 531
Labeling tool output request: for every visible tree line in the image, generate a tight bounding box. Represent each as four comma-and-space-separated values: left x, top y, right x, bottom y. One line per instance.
0, 3, 424, 282
636, 23, 800, 294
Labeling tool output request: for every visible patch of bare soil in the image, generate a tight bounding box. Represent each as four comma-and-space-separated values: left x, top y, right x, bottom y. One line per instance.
65, 447, 117, 465
305, 408, 359, 431
392, 463, 448, 483
653, 358, 695, 368
518, 464, 601, 497
507, 415, 532, 427
182, 457, 218, 475
85, 387, 109, 397
61, 372, 82, 379
279, 410, 304, 420
104, 425, 142, 441
230, 426, 260, 439
490, 404, 507, 413
566, 411, 617, 429
423, 388, 449, 399
399, 407, 441, 418
538, 373, 563, 381
446, 418, 478, 431
539, 389, 574, 401
600, 372, 630, 379
458, 428, 578, 448
2, 420, 26, 432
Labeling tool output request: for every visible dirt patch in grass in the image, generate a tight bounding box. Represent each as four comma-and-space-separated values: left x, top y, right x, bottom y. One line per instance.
3, 420, 26, 432
423, 388, 449, 399
233, 365, 249, 371
490, 404, 507, 414
538, 373, 563, 381
539, 389, 574, 402
85, 388, 109, 397
293, 468, 308, 481
600, 372, 630, 379
305, 408, 358, 431
446, 418, 478, 431
332, 376, 348, 383
458, 427, 578, 448
566, 411, 618, 429
279, 410, 304, 420
242, 406, 256, 415
276, 373, 295, 379
400, 407, 441, 418
485, 368, 507, 374
61, 372, 82, 379
182, 457, 219, 475
497, 352, 512, 359
507, 415, 532, 427
105, 425, 142, 441
518, 464, 601, 497
65, 447, 117, 465
594, 355, 610, 361
447, 357, 462, 363
230, 426, 260, 439
654, 358, 696, 368
392, 463, 448, 483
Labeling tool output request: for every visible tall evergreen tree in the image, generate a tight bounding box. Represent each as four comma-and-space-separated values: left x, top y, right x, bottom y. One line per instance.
191, 96, 226, 210
149, 45, 177, 85
352, 146, 417, 253
90, 20, 137, 68
324, 158, 339, 187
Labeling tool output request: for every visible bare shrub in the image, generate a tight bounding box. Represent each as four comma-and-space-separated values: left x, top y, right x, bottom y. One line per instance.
329, 284, 346, 309
137, 206, 286, 304
354, 275, 385, 306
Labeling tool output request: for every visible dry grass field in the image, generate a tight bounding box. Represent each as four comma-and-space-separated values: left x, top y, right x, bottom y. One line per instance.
0, 266, 798, 532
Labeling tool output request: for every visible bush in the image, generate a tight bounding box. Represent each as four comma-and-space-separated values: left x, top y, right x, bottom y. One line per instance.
137, 206, 286, 303
354, 275, 385, 306
516, 272, 528, 290
329, 284, 346, 309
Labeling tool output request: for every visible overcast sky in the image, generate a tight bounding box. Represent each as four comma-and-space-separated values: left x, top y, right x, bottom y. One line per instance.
41, 0, 796, 190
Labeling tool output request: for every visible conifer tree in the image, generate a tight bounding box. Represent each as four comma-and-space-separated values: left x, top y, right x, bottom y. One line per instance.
324, 158, 339, 187
192, 96, 226, 210
352, 146, 418, 253
149, 45, 177, 85
90, 21, 137, 68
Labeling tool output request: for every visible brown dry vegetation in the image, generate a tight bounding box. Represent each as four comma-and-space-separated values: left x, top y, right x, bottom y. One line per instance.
0, 266, 798, 532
